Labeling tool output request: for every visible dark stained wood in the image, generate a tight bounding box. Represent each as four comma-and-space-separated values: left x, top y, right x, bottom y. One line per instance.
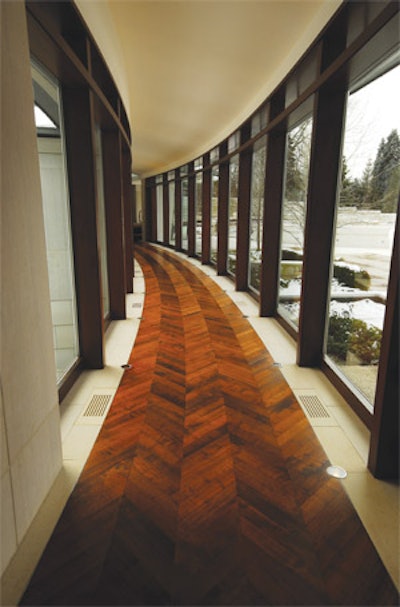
297, 77, 347, 367
62, 86, 104, 369
236, 146, 252, 291
163, 175, 169, 245
175, 171, 182, 251
201, 153, 211, 265
369, 205, 399, 479
21, 244, 399, 606
102, 129, 126, 319
122, 145, 133, 293
259, 127, 286, 317
217, 160, 229, 276
188, 168, 196, 257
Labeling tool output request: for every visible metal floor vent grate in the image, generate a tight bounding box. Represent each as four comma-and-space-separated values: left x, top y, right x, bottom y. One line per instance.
298, 394, 330, 418
82, 393, 112, 418
293, 389, 335, 425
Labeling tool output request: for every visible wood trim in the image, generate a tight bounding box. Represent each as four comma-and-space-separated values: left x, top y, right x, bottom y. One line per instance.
163, 176, 169, 245
102, 130, 126, 319
236, 146, 252, 291
62, 86, 104, 368
175, 172, 182, 251
202, 155, 211, 264
368, 206, 399, 479
122, 146, 134, 293
26, 2, 131, 147
259, 128, 286, 316
188, 169, 196, 257
217, 160, 229, 275
297, 76, 347, 366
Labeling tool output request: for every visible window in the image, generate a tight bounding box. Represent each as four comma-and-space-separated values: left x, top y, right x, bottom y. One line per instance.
325, 60, 399, 410
227, 154, 239, 276
210, 165, 219, 264
249, 136, 267, 291
195, 172, 203, 257
181, 177, 189, 251
278, 107, 313, 328
169, 180, 176, 245
156, 183, 163, 242
32, 61, 79, 384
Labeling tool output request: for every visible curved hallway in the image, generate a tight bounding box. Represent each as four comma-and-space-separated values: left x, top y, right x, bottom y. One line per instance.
21, 244, 398, 606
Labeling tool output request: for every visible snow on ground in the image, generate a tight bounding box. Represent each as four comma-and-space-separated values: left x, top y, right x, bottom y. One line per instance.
279, 279, 386, 330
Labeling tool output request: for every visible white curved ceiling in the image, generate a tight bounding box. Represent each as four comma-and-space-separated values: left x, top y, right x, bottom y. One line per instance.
76, 0, 342, 177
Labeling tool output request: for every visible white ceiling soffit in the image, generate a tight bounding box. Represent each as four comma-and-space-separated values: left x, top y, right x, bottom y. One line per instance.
76, 0, 343, 177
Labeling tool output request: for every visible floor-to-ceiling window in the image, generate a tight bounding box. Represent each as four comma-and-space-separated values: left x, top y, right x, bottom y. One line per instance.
325, 50, 399, 410
249, 135, 267, 291
181, 166, 189, 251
210, 161, 219, 265
227, 153, 239, 276
278, 105, 313, 328
32, 61, 79, 383
195, 159, 203, 257
168, 171, 176, 246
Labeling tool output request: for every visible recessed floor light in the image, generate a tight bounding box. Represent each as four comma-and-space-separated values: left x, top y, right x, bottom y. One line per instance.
327, 465, 347, 479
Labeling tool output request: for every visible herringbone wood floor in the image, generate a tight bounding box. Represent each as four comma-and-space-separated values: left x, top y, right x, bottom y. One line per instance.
21, 244, 398, 606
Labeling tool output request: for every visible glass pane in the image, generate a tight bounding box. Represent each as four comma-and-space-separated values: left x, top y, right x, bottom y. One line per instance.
326, 64, 399, 410
278, 114, 313, 327
210, 166, 219, 264
32, 62, 79, 383
156, 184, 163, 242
181, 177, 189, 250
169, 181, 175, 245
228, 154, 239, 276
94, 126, 110, 318
249, 136, 267, 291
195, 172, 202, 256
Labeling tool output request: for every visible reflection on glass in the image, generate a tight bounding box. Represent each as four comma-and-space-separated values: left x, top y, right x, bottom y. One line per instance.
249, 136, 267, 291
195, 172, 202, 256
228, 154, 239, 275
169, 181, 175, 245
156, 184, 163, 242
326, 65, 399, 409
32, 62, 79, 383
181, 177, 189, 250
278, 115, 313, 327
210, 166, 219, 264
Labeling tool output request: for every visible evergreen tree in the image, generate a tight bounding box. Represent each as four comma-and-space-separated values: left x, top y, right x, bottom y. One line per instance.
369, 129, 400, 209
339, 156, 358, 206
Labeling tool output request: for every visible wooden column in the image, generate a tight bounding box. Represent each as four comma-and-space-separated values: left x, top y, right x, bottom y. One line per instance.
163, 175, 169, 245
236, 146, 252, 291
188, 168, 196, 257
144, 180, 154, 242
259, 128, 286, 317
102, 129, 126, 320
217, 152, 229, 276
62, 86, 103, 368
368, 207, 399, 479
297, 77, 347, 366
202, 154, 211, 264
122, 145, 133, 293
175, 171, 182, 251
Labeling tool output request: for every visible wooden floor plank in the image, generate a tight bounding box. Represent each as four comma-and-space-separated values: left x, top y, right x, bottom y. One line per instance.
20, 243, 398, 606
